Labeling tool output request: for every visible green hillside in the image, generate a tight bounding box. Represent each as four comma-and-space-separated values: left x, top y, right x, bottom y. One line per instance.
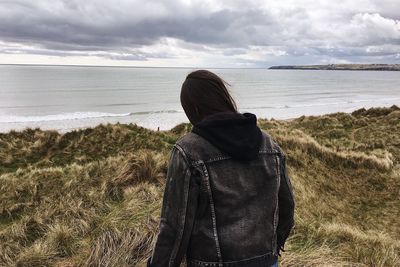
1, 105, 399, 266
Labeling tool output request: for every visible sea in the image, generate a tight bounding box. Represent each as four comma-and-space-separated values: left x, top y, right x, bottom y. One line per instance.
0, 65, 399, 133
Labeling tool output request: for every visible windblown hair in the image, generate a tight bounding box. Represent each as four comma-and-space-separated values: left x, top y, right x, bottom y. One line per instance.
180, 70, 238, 125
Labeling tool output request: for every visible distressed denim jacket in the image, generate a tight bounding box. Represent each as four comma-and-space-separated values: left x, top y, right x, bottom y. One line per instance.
148, 130, 295, 267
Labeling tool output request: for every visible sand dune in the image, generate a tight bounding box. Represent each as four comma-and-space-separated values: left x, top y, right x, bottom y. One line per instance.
1, 105, 399, 266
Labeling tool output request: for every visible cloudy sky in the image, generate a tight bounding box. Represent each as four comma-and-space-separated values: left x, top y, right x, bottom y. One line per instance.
0, 0, 399, 67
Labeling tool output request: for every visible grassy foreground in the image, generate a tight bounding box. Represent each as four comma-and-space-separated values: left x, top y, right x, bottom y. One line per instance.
1, 106, 400, 267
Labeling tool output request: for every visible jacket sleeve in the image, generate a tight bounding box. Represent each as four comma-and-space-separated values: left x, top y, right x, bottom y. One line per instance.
147, 145, 200, 267
276, 148, 295, 255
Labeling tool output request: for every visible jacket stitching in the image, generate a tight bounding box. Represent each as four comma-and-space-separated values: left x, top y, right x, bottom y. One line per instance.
259, 149, 280, 154
188, 251, 275, 265
202, 150, 280, 164
192, 160, 203, 168
206, 156, 231, 163
272, 154, 281, 256
174, 143, 192, 167
200, 161, 223, 265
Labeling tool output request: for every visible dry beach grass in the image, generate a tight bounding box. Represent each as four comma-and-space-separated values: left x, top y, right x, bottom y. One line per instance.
0, 106, 399, 266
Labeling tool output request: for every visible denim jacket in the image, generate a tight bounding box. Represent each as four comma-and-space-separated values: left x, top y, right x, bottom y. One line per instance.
148, 128, 295, 267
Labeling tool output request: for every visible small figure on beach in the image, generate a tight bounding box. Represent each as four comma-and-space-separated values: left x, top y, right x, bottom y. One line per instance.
147, 70, 295, 267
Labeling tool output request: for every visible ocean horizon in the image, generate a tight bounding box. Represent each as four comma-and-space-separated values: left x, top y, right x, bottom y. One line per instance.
1, 64, 399, 133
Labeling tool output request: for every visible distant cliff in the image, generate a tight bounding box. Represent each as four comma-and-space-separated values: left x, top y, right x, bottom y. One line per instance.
269, 64, 400, 71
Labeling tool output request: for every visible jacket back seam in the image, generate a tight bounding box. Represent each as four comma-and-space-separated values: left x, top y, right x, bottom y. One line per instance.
200, 161, 223, 265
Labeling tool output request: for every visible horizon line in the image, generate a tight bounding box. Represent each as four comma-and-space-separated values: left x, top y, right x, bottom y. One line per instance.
0, 63, 273, 69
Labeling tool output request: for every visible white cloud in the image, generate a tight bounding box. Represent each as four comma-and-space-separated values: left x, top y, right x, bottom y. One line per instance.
344, 13, 400, 44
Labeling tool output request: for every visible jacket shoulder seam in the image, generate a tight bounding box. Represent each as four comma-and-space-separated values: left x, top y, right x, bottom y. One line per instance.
173, 143, 193, 167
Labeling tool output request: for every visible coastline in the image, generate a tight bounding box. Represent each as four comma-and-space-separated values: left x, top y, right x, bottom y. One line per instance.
2, 65, 400, 135
1, 102, 399, 134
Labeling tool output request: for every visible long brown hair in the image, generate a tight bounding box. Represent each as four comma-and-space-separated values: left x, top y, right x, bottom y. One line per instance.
180, 70, 238, 125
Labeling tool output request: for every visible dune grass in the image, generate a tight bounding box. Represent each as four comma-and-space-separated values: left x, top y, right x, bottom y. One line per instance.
1, 106, 399, 266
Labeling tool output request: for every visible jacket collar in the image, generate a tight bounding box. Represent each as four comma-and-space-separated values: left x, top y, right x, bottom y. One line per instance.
191, 111, 262, 161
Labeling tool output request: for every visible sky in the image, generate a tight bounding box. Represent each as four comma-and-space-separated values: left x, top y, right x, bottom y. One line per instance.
0, 0, 399, 68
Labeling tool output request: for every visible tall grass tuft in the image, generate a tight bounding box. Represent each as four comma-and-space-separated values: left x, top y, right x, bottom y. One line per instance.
1, 106, 399, 266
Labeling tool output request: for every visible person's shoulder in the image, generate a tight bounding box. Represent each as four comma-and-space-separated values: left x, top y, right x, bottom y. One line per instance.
259, 129, 284, 155
174, 132, 224, 162
173, 132, 204, 157
175, 132, 203, 149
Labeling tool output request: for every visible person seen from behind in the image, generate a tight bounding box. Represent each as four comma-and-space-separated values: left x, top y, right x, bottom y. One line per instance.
147, 70, 295, 267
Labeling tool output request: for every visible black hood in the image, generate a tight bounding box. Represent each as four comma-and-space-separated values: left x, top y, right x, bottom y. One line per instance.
191, 111, 262, 161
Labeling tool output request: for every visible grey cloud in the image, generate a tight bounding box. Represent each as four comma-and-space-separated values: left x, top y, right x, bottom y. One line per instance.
0, 4, 276, 48
0, 0, 399, 65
